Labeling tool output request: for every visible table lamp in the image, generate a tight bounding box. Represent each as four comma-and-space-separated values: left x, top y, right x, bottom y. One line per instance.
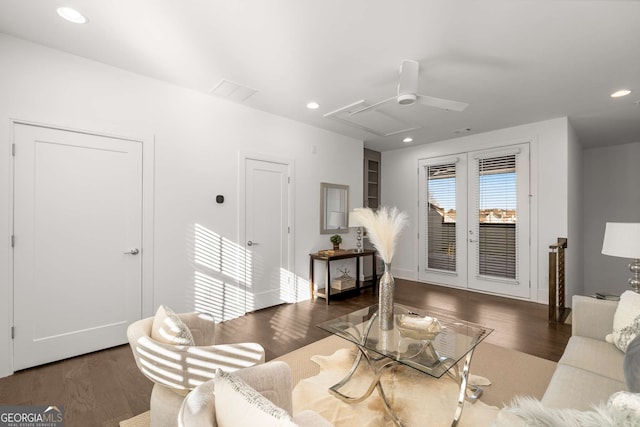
349, 209, 364, 252
602, 222, 640, 293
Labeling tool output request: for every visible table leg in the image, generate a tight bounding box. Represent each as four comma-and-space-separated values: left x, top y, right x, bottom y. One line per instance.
309, 257, 315, 301
326, 259, 331, 305
451, 349, 475, 427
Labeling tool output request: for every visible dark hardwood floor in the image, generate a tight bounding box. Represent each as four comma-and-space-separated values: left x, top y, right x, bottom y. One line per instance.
0, 279, 571, 427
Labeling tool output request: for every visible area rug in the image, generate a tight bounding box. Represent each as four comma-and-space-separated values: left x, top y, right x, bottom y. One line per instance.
119, 410, 149, 427
274, 335, 557, 408
120, 335, 557, 426
292, 347, 499, 426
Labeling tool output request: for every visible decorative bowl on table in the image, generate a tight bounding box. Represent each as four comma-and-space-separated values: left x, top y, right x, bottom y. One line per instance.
395, 313, 442, 340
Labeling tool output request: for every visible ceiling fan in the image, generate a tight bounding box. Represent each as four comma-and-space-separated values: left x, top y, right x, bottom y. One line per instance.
349, 59, 469, 116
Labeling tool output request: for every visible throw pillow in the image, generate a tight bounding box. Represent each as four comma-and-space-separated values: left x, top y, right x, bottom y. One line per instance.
606, 290, 640, 352
150, 305, 195, 346
625, 335, 640, 392
214, 369, 297, 427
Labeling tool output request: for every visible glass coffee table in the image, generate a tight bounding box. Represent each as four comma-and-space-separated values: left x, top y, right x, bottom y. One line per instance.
318, 303, 493, 427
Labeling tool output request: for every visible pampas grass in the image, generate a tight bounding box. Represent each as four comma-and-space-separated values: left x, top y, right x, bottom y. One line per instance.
353, 207, 408, 264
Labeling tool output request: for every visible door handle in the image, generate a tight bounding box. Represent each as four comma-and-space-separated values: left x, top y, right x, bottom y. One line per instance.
247, 241, 259, 246
124, 248, 140, 255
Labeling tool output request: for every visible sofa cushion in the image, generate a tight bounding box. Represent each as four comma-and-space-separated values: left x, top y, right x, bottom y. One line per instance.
559, 336, 625, 383
151, 305, 195, 346
542, 364, 626, 410
606, 290, 640, 353
214, 369, 297, 427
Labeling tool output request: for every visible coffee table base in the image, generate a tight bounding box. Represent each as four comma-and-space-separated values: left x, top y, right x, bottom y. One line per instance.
329, 344, 481, 427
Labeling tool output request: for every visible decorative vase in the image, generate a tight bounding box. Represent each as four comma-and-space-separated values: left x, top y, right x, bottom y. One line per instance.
379, 263, 395, 330
332, 242, 340, 250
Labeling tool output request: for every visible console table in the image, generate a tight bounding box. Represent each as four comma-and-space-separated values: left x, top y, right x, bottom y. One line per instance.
309, 249, 377, 304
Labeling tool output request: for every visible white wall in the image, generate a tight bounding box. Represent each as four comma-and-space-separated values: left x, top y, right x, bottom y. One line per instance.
0, 34, 363, 377
583, 142, 640, 296
381, 117, 574, 304
567, 121, 584, 298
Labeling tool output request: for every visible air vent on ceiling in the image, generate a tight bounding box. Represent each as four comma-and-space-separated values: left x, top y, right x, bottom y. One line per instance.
324, 100, 420, 137
210, 79, 258, 102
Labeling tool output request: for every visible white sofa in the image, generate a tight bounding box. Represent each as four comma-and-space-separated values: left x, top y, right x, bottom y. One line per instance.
540, 295, 627, 409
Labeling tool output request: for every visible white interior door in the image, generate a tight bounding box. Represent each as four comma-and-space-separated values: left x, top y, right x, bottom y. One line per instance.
418, 144, 530, 299
244, 158, 290, 312
13, 123, 142, 370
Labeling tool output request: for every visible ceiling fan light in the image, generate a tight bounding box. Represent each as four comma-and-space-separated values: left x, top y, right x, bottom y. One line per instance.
397, 93, 417, 105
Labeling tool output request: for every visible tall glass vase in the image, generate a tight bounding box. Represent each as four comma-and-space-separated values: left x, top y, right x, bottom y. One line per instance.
379, 263, 395, 331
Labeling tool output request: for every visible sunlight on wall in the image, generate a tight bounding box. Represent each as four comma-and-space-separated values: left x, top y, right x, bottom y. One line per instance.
193, 223, 253, 321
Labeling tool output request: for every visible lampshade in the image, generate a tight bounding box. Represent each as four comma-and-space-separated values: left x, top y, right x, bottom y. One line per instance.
327, 211, 345, 228
602, 222, 640, 259
349, 210, 363, 228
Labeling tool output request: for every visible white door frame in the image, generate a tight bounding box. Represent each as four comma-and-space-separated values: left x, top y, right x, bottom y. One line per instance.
7, 119, 154, 374
238, 152, 295, 310
414, 139, 536, 301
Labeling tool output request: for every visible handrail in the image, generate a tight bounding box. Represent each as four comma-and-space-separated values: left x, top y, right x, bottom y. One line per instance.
549, 238, 569, 324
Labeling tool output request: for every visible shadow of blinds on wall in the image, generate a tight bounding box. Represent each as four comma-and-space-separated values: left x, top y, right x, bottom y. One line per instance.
426, 162, 457, 272
473, 152, 519, 280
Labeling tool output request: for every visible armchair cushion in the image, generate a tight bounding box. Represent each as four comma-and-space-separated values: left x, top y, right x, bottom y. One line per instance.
151, 305, 195, 346
214, 369, 297, 427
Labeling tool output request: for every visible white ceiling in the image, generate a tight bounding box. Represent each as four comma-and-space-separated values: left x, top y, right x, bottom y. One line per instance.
1, 0, 639, 151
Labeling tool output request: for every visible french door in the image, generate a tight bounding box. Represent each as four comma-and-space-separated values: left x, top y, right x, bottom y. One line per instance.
418, 144, 530, 298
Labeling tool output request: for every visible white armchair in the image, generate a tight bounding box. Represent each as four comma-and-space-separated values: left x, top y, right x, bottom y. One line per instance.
127, 311, 265, 427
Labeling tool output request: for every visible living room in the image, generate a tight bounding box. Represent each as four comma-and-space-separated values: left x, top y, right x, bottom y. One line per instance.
1, 1, 640, 426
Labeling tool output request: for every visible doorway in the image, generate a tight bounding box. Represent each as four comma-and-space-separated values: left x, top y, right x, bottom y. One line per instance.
241, 156, 292, 312
418, 144, 530, 298
12, 123, 144, 370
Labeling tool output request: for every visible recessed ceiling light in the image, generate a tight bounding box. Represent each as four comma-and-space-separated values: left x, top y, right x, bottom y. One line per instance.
611, 89, 631, 98
402, 137, 413, 144
306, 101, 320, 110
57, 7, 88, 24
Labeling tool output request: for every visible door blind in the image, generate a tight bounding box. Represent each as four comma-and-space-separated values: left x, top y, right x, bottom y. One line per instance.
474, 154, 518, 280
425, 163, 457, 272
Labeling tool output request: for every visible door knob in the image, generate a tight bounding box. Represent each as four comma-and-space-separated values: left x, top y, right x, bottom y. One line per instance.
124, 248, 140, 255
247, 241, 259, 246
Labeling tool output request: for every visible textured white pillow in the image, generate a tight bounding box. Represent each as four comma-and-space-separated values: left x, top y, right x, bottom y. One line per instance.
150, 305, 195, 346
606, 291, 640, 352
214, 369, 297, 427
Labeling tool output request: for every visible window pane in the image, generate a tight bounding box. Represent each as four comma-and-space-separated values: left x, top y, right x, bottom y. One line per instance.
477, 155, 517, 279
426, 163, 456, 272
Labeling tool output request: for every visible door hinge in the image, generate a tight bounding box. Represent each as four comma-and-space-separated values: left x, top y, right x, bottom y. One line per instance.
288, 226, 290, 234
288, 177, 291, 184
11, 235, 15, 248
11, 326, 14, 339
12, 144, 16, 156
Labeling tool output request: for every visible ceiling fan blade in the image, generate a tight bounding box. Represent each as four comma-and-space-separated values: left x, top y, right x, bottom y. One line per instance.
416, 94, 469, 112
348, 96, 396, 115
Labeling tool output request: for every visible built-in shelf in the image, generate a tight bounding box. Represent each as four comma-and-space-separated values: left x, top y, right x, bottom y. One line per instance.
364, 148, 381, 209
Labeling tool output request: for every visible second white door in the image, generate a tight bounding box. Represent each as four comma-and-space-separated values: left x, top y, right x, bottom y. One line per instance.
243, 158, 291, 312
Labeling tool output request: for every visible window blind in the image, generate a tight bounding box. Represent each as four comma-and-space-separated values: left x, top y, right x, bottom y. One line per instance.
475, 154, 518, 280
426, 163, 456, 272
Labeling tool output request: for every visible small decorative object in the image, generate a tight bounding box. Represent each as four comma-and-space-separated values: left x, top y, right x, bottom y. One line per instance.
396, 313, 442, 340
331, 268, 356, 290
330, 234, 342, 250
353, 206, 408, 330
349, 210, 364, 252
